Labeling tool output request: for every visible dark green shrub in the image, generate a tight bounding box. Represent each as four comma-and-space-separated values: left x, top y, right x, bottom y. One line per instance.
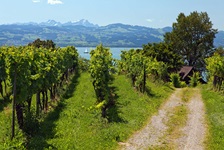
170, 73, 181, 88
190, 72, 200, 87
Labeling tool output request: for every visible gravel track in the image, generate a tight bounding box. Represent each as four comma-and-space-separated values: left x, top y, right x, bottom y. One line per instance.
120, 88, 207, 150
176, 88, 207, 150
120, 89, 183, 150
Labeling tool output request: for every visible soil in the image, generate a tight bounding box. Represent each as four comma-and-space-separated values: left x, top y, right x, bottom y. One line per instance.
120, 88, 207, 150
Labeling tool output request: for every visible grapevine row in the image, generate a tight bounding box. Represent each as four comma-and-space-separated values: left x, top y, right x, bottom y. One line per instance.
0, 45, 78, 139
118, 49, 167, 93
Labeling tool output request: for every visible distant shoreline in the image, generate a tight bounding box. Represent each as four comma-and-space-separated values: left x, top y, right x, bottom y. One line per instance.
74, 46, 142, 48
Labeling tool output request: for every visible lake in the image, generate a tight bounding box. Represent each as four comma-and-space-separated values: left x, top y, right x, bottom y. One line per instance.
76, 47, 141, 60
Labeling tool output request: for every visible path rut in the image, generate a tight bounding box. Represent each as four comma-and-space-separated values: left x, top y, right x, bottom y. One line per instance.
120, 88, 207, 150
176, 88, 207, 150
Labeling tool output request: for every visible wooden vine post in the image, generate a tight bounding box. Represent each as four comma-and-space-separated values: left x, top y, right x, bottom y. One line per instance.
11, 64, 17, 140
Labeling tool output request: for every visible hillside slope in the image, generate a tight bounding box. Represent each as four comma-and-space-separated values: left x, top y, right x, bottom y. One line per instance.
1, 22, 223, 47
0, 23, 169, 47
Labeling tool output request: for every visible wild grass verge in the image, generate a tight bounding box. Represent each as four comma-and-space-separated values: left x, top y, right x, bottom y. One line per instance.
201, 84, 224, 149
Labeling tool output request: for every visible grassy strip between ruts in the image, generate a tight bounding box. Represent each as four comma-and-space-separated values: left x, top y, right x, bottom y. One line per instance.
165, 105, 188, 149
24, 72, 173, 150
150, 88, 192, 150
181, 88, 192, 103
201, 85, 224, 149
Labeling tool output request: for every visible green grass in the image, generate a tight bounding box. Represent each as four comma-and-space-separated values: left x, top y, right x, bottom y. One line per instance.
25, 72, 172, 149
181, 88, 192, 102
201, 85, 224, 149
0, 72, 173, 149
0, 99, 27, 149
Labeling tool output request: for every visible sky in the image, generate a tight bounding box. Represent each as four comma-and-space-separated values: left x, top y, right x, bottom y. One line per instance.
0, 0, 224, 30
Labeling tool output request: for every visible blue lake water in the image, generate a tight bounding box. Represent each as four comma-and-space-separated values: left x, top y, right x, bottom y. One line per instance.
77, 47, 141, 60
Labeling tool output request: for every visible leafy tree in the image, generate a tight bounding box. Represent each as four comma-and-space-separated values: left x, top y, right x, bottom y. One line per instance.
164, 11, 217, 69
143, 42, 183, 73
214, 46, 224, 56
147, 58, 168, 81
89, 44, 114, 117
28, 38, 56, 50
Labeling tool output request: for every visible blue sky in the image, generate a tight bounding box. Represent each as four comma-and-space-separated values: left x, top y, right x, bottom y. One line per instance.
0, 0, 223, 30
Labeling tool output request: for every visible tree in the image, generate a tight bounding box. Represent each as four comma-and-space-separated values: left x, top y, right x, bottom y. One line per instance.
214, 46, 224, 56
164, 11, 217, 69
143, 42, 183, 73
28, 38, 56, 50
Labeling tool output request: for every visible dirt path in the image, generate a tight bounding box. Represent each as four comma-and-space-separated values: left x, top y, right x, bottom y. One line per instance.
120, 88, 207, 150
176, 88, 207, 150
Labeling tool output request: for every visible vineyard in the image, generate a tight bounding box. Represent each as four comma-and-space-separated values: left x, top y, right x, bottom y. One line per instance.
0, 45, 79, 148
0, 11, 224, 149
0, 42, 223, 149
0, 43, 175, 149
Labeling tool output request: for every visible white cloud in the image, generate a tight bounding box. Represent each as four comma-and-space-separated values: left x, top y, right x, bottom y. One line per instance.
32, 0, 41, 3
146, 19, 153, 23
48, 0, 63, 5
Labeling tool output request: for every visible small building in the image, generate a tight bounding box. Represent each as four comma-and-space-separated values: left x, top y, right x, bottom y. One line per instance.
179, 66, 194, 84
179, 66, 207, 84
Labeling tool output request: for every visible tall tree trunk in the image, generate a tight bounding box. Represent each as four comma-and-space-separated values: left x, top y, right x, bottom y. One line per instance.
16, 103, 24, 129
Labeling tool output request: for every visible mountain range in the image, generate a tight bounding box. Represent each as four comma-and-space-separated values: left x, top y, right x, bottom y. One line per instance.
0, 19, 223, 47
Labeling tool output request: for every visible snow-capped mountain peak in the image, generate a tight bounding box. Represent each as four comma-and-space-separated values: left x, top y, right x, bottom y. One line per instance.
64, 19, 99, 27
39, 20, 62, 26
37, 19, 98, 27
